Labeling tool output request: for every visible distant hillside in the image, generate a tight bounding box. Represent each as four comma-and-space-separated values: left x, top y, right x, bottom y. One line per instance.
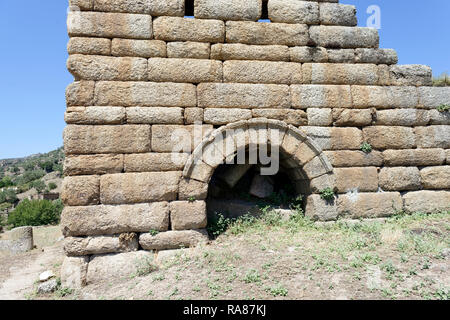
0, 148, 64, 217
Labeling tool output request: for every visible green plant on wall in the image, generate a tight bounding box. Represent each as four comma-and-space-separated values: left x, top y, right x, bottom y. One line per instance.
437, 105, 449, 113
360, 142, 373, 154
320, 188, 335, 201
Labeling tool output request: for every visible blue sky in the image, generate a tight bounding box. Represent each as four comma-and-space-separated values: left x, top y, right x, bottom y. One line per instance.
0, 1, 448, 159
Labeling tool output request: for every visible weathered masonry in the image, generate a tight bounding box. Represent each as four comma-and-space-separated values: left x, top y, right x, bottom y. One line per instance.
62, 0, 450, 287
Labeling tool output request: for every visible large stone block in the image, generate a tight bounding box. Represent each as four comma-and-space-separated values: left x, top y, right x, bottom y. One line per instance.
65, 106, 126, 125
151, 124, 213, 153
363, 126, 416, 150
139, 230, 209, 250
211, 43, 290, 62
319, 3, 357, 26
351, 86, 419, 109
126, 107, 184, 124
268, 0, 319, 24
379, 167, 422, 191
178, 179, 209, 201
252, 109, 307, 126
418, 87, 450, 108
184, 108, 204, 124
415, 126, 450, 149
332, 108, 373, 126
226, 21, 309, 46
167, 42, 211, 59
61, 256, 89, 289
93, 0, 185, 16
69, 0, 93, 10
148, 58, 222, 83
68, 37, 111, 56
324, 150, 383, 167
335, 167, 379, 193
383, 149, 446, 166
153, 16, 225, 43
403, 191, 450, 214
355, 48, 398, 65
94, 81, 197, 107
302, 63, 381, 85
87, 251, 155, 284
389, 65, 432, 86
67, 11, 152, 39
170, 201, 207, 230
100, 172, 181, 204
64, 125, 151, 154
291, 85, 352, 108
305, 194, 338, 221
64, 154, 123, 176
64, 234, 139, 256
375, 109, 429, 126
68, 55, 147, 81
326, 49, 355, 63
198, 83, 290, 109
204, 108, 252, 125
302, 127, 363, 150
61, 203, 170, 236
111, 39, 167, 58
194, 0, 261, 21
420, 166, 450, 190
124, 153, 188, 172
290, 46, 328, 63
66, 81, 95, 107
61, 175, 100, 206
309, 26, 379, 48
223, 60, 302, 84
337, 192, 403, 218
429, 110, 450, 125
307, 108, 332, 126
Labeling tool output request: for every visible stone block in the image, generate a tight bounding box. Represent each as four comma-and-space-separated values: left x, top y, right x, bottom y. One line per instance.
337, 192, 403, 218
309, 25, 379, 48
319, 3, 357, 26
65, 106, 126, 125
61, 256, 89, 289
351, 86, 419, 109
64, 234, 139, 256
100, 172, 181, 204
93, 0, 185, 16
148, 58, 222, 83
363, 126, 416, 150
151, 124, 213, 153
302, 63, 380, 85
184, 108, 204, 124
61, 175, 100, 206
327, 49, 355, 63
291, 85, 352, 108
355, 48, 398, 65
204, 108, 252, 125
154, 16, 225, 43
67, 11, 152, 39
383, 149, 446, 166
379, 167, 422, 191
418, 87, 450, 108
375, 109, 429, 126
389, 65, 432, 86
211, 43, 290, 62
61, 203, 170, 236
124, 153, 188, 172
415, 126, 450, 149
139, 230, 209, 250
226, 21, 309, 46
290, 46, 328, 63
333, 108, 373, 126
420, 166, 450, 189
252, 109, 307, 126
335, 167, 379, 193
66, 81, 95, 107
178, 179, 209, 201
94, 81, 197, 107
126, 107, 184, 124
167, 42, 210, 59
68, 37, 111, 55
305, 194, 338, 221
194, 0, 261, 21
64, 125, 151, 154
324, 150, 383, 167
223, 60, 302, 84
307, 108, 333, 126
64, 154, 124, 176
302, 127, 363, 150
403, 191, 450, 214
198, 83, 290, 109
268, 0, 319, 24
111, 39, 167, 58
170, 201, 207, 230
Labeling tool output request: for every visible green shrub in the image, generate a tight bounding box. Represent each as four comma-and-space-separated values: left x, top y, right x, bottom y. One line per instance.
32, 180, 46, 193
0, 189, 18, 204
320, 188, 335, 201
7, 199, 63, 228
437, 105, 450, 113
360, 142, 373, 154
48, 182, 57, 190
0, 176, 14, 188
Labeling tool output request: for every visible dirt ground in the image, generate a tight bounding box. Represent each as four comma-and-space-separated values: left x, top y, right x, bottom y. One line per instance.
0, 212, 449, 300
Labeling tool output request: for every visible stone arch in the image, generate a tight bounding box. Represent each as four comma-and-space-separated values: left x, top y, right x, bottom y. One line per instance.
182, 118, 336, 203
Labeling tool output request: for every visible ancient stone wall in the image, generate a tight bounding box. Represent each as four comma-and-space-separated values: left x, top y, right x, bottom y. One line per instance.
62, 0, 449, 285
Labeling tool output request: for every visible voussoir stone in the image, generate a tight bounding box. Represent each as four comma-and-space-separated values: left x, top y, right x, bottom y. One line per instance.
139, 230, 209, 250
60, 202, 170, 237
100, 172, 181, 204
170, 201, 208, 230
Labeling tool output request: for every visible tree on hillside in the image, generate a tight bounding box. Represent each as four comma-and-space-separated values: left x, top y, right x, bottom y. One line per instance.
7, 199, 63, 227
